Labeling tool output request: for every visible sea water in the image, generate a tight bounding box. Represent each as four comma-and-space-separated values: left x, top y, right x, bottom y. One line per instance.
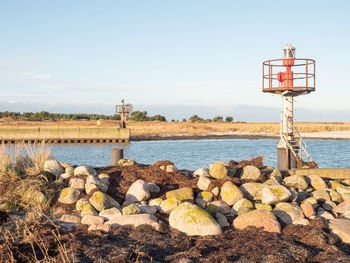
50, 138, 350, 170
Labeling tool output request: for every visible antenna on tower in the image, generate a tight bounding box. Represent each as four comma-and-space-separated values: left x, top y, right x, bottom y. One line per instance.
116, 99, 133, 128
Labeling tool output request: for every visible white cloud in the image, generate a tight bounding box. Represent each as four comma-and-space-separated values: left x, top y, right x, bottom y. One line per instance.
8, 100, 16, 104
19, 72, 53, 80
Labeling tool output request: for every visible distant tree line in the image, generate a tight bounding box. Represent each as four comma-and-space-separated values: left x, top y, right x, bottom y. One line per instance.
0, 111, 121, 121
0, 110, 234, 123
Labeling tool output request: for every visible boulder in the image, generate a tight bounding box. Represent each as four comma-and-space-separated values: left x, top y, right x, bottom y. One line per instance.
336, 186, 350, 196
283, 175, 309, 190
59, 173, 72, 180
106, 214, 160, 230
195, 191, 213, 208
312, 190, 331, 202
99, 207, 122, 221
166, 187, 194, 202
270, 168, 283, 183
215, 213, 230, 228
81, 203, 98, 216
329, 219, 350, 244
88, 224, 111, 233
231, 198, 253, 216
58, 187, 81, 204
59, 214, 81, 224
122, 203, 141, 215
44, 159, 63, 178
160, 198, 181, 214
220, 181, 244, 206
240, 182, 265, 201
85, 182, 98, 195
74, 165, 97, 177
197, 175, 211, 191
329, 180, 344, 190
261, 185, 291, 205
148, 198, 163, 211
333, 201, 350, 214
273, 202, 305, 225
65, 166, 74, 177
147, 183, 160, 193
193, 167, 210, 177
300, 200, 316, 218
317, 208, 335, 220
81, 215, 104, 225
322, 200, 337, 211
255, 203, 272, 211
326, 189, 342, 203
240, 165, 261, 180
125, 180, 151, 203
89, 191, 111, 212
211, 187, 220, 197
209, 162, 236, 179
117, 159, 135, 166
76, 198, 89, 211
166, 165, 178, 173
308, 175, 327, 190
139, 205, 157, 215
169, 202, 222, 236
233, 209, 281, 233
305, 197, 319, 209
69, 178, 85, 191
206, 201, 231, 215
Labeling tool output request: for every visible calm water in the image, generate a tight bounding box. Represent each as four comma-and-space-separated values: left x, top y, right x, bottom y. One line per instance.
50, 138, 350, 170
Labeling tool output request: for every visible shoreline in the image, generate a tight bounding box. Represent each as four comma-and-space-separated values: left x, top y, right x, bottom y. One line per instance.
131, 130, 350, 141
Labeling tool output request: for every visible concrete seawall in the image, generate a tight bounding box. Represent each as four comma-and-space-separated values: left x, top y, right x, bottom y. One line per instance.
0, 127, 131, 144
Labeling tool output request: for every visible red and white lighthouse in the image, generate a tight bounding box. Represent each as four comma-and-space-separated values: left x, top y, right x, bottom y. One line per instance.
263, 44, 316, 169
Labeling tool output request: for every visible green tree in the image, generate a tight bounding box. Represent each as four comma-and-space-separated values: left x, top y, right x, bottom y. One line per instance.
188, 115, 204, 122
225, 116, 234, 122
129, 111, 149, 121
212, 116, 223, 122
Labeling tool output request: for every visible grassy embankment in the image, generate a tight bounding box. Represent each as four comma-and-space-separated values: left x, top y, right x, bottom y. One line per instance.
1, 118, 350, 139
0, 143, 72, 261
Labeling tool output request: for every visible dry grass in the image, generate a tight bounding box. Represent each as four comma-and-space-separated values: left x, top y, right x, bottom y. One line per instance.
1, 118, 350, 138
0, 142, 60, 211
0, 211, 73, 262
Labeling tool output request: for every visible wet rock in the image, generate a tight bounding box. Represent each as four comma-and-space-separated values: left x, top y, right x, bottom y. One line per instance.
233, 209, 281, 233
240, 182, 265, 201
215, 213, 230, 228
329, 219, 350, 244
261, 185, 291, 205
166, 187, 194, 202
106, 214, 160, 230
99, 207, 122, 221
74, 165, 97, 177
322, 200, 337, 211
122, 203, 141, 215
317, 208, 335, 220
160, 198, 181, 214
240, 165, 261, 180
139, 205, 157, 215
59, 214, 81, 224
300, 199, 316, 218
193, 167, 209, 177
197, 175, 211, 191
147, 183, 160, 193
231, 198, 253, 216
206, 201, 231, 215
220, 181, 244, 206
58, 187, 81, 204
125, 180, 151, 203
81, 215, 104, 225
169, 202, 222, 236
44, 159, 64, 178
308, 175, 327, 190
273, 202, 305, 225
283, 175, 309, 190
209, 162, 236, 179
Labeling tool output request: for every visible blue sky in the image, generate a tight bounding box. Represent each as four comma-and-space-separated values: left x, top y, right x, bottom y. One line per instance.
0, 0, 349, 121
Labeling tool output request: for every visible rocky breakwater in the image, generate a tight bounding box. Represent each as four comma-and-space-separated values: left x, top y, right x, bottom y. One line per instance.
45, 157, 350, 244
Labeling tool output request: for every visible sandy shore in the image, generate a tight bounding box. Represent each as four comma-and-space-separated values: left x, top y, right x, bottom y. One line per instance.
301, 130, 350, 140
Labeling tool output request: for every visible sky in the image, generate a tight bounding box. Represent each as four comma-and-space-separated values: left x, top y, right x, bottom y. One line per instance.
0, 0, 349, 121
